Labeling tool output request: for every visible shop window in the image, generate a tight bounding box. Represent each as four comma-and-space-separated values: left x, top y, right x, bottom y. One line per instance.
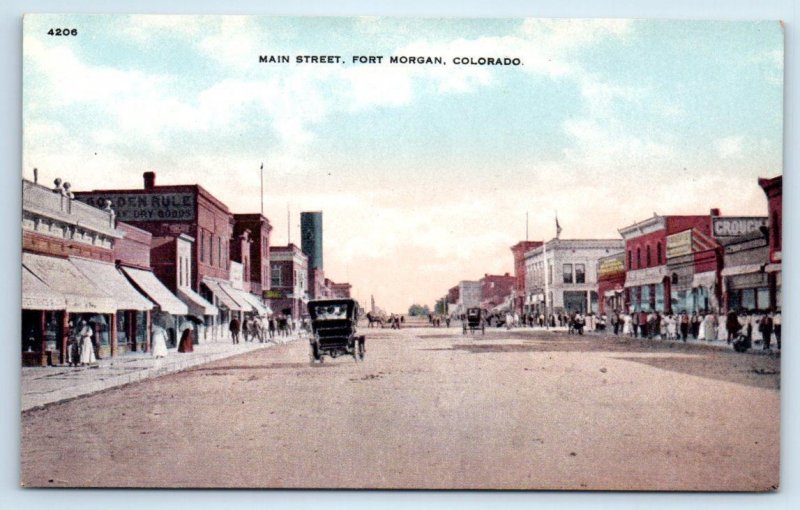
741, 288, 756, 310
757, 287, 770, 311
671, 273, 678, 285
655, 283, 665, 312
563, 263, 573, 284
641, 285, 652, 312
575, 264, 585, 284
657, 243, 662, 264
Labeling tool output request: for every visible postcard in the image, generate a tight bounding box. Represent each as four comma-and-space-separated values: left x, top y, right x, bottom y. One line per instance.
20, 14, 782, 490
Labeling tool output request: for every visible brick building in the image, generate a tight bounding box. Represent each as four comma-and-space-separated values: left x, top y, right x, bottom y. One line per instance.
232, 214, 272, 297
479, 273, 515, 310
510, 241, 543, 314
269, 244, 309, 319
75, 171, 249, 339
759, 175, 782, 311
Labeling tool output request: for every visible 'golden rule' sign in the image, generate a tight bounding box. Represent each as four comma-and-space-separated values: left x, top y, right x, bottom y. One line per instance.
78, 193, 196, 222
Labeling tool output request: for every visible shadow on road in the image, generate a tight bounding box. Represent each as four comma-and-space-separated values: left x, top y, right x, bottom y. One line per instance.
612, 355, 780, 391
421, 340, 780, 391
189, 362, 341, 372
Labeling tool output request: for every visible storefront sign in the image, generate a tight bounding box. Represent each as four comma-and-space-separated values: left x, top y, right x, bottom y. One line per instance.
624, 266, 668, 288
666, 230, 692, 258
598, 255, 625, 277
264, 289, 284, 299
712, 217, 768, 238
79, 192, 196, 222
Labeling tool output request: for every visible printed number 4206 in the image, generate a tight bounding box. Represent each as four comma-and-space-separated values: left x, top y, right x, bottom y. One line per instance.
48, 28, 78, 36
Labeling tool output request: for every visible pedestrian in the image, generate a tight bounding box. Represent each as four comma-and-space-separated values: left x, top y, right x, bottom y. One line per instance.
726, 310, 740, 344
680, 312, 690, 342
78, 320, 96, 366
632, 311, 640, 338
229, 316, 241, 344
760, 313, 774, 350
178, 323, 194, 353
612, 311, 620, 335
268, 315, 276, 339
623, 312, 633, 336
773, 312, 781, 350
253, 316, 264, 343
151, 324, 169, 358
690, 313, 701, 339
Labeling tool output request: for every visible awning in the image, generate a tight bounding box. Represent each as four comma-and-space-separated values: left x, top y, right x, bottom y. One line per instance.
764, 263, 782, 273
121, 267, 188, 315
691, 271, 717, 290
22, 252, 116, 313
720, 264, 763, 277
177, 286, 218, 316
603, 289, 624, 298
624, 267, 668, 288
202, 278, 242, 311
22, 266, 66, 310
237, 290, 272, 316
72, 258, 154, 311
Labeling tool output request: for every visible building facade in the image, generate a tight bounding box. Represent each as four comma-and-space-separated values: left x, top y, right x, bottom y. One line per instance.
232, 214, 272, 297
759, 175, 782, 311
455, 281, 481, 316
525, 239, 624, 315
22, 178, 156, 365
269, 244, 309, 319
510, 241, 543, 314
596, 252, 626, 314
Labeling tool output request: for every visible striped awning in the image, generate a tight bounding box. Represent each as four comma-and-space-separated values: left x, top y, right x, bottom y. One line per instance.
72, 258, 154, 311
22, 266, 66, 310
121, 267, 188, 315
202, 278, 242, 311
23, 252, 116, 313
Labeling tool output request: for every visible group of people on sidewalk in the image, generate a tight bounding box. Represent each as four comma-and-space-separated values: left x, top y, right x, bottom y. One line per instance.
605, 309, 781, 350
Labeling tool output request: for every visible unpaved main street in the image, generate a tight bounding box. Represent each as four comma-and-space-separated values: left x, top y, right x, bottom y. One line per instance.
21, 328, 780, 490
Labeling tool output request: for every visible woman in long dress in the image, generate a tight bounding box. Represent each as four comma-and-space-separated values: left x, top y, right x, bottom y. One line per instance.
78, 320, 96, 365
666, 315, 677, 340
622, 313, 633, 336
178, 323, 194, 353
151, 325, 169, 358
703, 313, 716, 341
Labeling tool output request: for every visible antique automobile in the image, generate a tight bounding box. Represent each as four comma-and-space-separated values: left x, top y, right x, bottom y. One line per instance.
307, 299, 365, 363
463, 307, 485, 335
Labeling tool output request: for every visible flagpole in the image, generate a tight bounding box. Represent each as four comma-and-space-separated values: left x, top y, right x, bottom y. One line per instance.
260, 162, 264, 216
543, 236, 549, 330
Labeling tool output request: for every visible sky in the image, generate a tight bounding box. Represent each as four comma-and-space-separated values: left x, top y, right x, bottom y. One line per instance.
22, 15, 783, 312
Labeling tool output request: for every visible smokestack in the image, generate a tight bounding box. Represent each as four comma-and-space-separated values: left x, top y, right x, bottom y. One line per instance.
710, 208, 720, 217
143, 171, 156, 189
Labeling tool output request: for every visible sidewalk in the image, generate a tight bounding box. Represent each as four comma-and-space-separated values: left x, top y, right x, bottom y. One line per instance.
21, 335, 301, 412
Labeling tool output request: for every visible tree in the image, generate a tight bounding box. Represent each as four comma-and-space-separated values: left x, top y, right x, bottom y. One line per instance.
408, 304, 431, 316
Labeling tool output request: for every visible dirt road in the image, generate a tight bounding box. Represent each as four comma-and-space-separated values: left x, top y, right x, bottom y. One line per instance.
21, 328, 780, 490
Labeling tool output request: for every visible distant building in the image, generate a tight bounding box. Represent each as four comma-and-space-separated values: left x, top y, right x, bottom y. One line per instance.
479, 273, 515, 311
233, 213, 272, 297
456, 281, 481, 315
301, 211, 323, 298
596, 251, 626, 315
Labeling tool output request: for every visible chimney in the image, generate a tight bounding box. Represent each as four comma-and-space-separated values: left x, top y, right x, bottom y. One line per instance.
710, 208, 720, 217
143, 171, 156, 189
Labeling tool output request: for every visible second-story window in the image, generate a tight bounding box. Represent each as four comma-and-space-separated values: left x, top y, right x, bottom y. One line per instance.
656, 243, 662, 265
646, 245, 652, 267
271, 265, 282, 287
563, 263, 573, 284
637, 248, 641, 268
575, 263, 585, 284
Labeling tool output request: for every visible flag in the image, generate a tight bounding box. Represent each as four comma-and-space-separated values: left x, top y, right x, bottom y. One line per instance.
556, 215, 562, 238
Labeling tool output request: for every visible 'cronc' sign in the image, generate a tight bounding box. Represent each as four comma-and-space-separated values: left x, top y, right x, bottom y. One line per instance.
79, 193, 196, 222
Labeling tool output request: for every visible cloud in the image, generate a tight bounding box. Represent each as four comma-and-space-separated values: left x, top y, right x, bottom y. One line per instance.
715, 135, 744, 159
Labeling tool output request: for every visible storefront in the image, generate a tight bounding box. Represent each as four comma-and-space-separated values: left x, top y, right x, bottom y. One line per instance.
121, 266, 188, 348
22, 252, 118, 364
177, 286, 218, 342
202, 277, 243, 339
624, 266, 668, 313
721, 230, 770, 313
